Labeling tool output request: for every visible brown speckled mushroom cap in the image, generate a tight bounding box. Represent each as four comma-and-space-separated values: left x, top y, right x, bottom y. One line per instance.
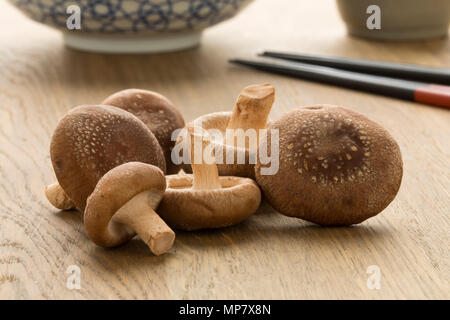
84, 162, 174, 255
255, 105, 403, 226
158, 174, 261, 231
102, 89, 185, 174
50, 105, 166, 211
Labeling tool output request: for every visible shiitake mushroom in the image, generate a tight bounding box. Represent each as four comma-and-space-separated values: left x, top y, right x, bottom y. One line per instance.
255, 105, 403, 226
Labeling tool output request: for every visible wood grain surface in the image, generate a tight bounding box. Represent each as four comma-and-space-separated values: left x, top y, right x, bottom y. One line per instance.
0, 0, 449, 299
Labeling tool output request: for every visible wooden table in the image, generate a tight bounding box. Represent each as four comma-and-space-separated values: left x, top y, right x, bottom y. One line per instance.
0, 0, 449, 300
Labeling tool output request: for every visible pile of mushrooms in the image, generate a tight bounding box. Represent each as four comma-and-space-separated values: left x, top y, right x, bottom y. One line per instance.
45, 84, 403, 256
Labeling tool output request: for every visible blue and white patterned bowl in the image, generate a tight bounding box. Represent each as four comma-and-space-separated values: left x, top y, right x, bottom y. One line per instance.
8, 0, 253, 53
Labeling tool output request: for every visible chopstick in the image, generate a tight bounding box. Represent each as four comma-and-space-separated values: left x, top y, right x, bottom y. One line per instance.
229, 58, 450, 109
260, 51, 450, 85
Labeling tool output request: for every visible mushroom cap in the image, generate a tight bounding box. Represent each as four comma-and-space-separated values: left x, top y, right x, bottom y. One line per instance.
157, 174, 261, 230
50, 105, 166, 210
84, 162, 166, 247
177, 112, 256, 178
102, 89, 185, 174
255, 105, 403, 226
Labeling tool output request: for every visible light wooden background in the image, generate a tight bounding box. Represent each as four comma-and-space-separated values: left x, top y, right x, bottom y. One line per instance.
0, 0, 449, 299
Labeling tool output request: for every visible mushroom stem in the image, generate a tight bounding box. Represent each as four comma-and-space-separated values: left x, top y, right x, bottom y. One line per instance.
113, 191, 175, 255
45, 183, 75, 210
188, 126, 221, 190
226, 83, 275, 132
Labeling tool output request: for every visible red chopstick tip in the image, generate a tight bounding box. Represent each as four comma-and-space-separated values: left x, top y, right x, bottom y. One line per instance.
415, 84, 450, 108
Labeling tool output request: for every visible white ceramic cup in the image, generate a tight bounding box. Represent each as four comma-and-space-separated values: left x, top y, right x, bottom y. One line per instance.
336, 0, 450, 40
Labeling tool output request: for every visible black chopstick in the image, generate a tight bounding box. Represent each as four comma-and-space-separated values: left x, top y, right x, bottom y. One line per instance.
229, 58, 450, 108
260, 51, 450, 85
